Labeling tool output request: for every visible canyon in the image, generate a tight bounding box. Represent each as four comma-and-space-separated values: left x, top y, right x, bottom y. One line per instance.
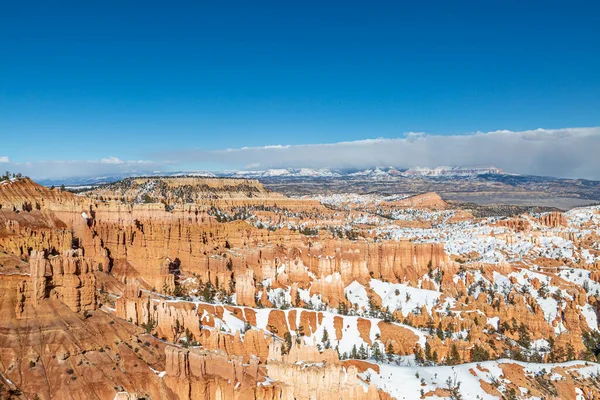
1, 176, 600, 399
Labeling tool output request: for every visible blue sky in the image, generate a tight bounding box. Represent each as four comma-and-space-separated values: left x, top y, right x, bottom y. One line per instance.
0, 1, 599, 178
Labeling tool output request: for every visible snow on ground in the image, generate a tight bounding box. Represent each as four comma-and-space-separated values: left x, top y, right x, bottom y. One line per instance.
254, 309, 272, 330
537, 297, 560, 324
345, 280, 369, 309
291, 306, 427, 353
567, 206, 600, 227
219, 308, 246, 333
558, 268, 600, 296
296, 288, 324, 309
148, 366, 167, 378
370, 279, 442, 316
580, 303, 599, 330
302, 312, 365, 355
491, 269, 583, 326
364, 361, 498, 400
373, 206, 597, 267
267, 287, 293, 308
313, 193, 408, 208
140, 203, 600, 398
487, 317, 499, 330
345, 279, 444, 317
362, 359, 600, 400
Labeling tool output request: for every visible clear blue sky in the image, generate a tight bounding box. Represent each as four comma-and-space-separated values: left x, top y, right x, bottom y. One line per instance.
1, 1, 599, 168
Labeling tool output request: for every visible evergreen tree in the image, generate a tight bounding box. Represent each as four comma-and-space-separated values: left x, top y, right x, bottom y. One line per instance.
282, 332, 293, 355
445, 374, 463, 400
436, 322, 445, 340
447, 344, 461, 366
351, 344, 358, 359
202, 281, 215, 302
359, 343, 368, 360
427, 319, 435, 336
425, 342, 433, 361
321, 328, 331, 349
387, 343, 395, 362
471, 344, 490, 362
367, 295, 377, 316
371, 342, 382, 362
566, 343, 576, 361
414, 344, 425, 365
517, 323, 531, 349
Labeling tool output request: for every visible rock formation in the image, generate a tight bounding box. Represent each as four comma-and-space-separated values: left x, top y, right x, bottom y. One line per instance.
1, 176, 600, 399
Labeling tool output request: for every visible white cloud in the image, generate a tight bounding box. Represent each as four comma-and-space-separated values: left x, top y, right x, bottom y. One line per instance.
100, 156, 124, 164
0, 156, 9, 163
159, 127, 600, 180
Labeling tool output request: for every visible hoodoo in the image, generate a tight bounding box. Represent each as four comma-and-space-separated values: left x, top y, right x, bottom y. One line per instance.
0, 176, 599, 399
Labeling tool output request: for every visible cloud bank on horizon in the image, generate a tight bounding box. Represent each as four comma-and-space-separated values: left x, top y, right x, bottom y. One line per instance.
2, 127, 599, 180
162, 126, 600, 180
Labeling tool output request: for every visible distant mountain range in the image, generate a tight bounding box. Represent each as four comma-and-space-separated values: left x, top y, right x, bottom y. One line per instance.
34, 165, 600, 209
37, 166, 508, 186
229, 166, 505, 179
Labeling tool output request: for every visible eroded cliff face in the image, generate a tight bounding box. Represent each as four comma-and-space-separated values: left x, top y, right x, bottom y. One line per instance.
161, 329, 381, 400
115, 281, 421, 361
12, 249, 97, 317
163, 346, 264, 400
265, 361, 380, 400
1, 177, 600, 399
0, 276, 167, 399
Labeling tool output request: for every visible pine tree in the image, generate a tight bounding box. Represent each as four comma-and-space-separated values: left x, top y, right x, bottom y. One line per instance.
282, 332, 292, 355
367, 295, 376, 315
414, 344, 425, 365
517, 323, 531, 349
436, 322, 445, 340
566, 343, 576, 361
446, 374, 463, 400
321, 328, 331, 349
425, 341, 433, 361
427, 319, 435, 335
387, 343, 395, 362
359, 343, 368, 360
351, 344, 358, 359
471, 344, 490, 362
202, 282, 215, 302
371, 342, 382, 362
447, 344, 461, 366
